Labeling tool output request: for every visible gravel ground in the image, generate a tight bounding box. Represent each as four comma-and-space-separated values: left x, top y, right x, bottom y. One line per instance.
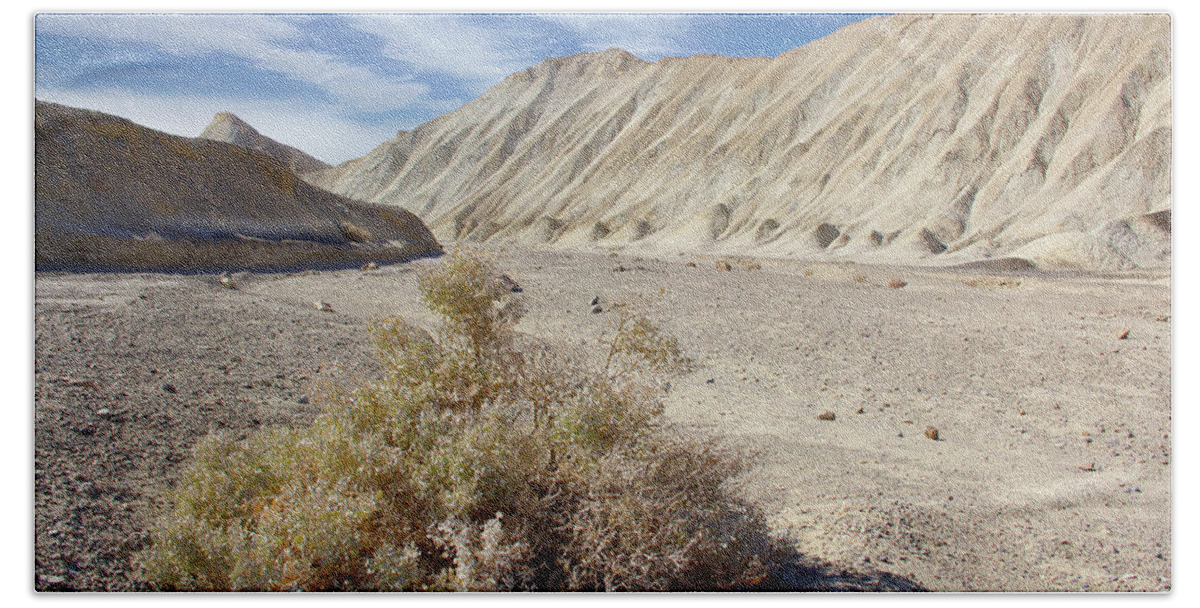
33, 247, 1172, 592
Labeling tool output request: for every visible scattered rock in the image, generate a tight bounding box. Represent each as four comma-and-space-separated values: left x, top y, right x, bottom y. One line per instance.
1078, 462, 1098, 472
218, 272, 236, 289
39, 574, 71, 591
590, 296, 600, 306
1117, 328, 1131, 339
856, 407, 865, 414
161, 383, 177, 394
59, 377, 100, 390
817, 411, 836, 421
360, 261, 378, 271
313, 301, 334, 313
495, 273, 522, 292
924, 426, 940, 440
685, 261, 697, 268
591, 305, 603, 314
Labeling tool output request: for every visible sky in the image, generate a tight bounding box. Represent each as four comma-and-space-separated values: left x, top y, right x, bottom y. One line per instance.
34, 12, 878, 164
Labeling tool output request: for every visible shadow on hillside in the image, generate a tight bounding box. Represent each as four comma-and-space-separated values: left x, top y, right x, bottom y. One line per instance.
34, 228, 444, 274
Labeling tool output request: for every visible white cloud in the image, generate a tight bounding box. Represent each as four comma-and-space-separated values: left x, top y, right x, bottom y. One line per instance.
35, 87, 401, 164
36, 14, 427, 112
350, 14, 544, 93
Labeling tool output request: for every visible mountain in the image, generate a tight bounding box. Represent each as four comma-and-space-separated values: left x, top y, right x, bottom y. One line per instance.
306, 13, 1171, 271
35, 100, 441, 272
199, 112, 330, 174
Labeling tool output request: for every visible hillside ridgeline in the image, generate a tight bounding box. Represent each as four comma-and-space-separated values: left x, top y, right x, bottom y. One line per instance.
306, 13, 1170, 271
36, 100, 441, 272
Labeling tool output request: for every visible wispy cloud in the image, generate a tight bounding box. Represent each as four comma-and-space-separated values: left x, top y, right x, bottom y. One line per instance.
350, 14, 544, 94
36, 14, 428, 112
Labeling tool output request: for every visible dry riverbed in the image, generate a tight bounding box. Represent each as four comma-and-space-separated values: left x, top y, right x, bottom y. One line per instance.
34, 246, 1171, 591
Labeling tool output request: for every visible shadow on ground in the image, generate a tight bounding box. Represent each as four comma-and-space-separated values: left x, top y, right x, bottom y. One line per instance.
764, 554, 926, 591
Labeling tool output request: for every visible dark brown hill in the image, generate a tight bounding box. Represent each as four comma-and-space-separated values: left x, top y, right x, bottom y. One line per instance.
35, 100, 441, 272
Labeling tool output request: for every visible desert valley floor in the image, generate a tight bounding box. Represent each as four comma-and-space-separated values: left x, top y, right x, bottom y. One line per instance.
33, 246, 1171, 592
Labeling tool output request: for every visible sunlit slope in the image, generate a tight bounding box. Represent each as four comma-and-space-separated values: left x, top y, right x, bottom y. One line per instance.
307, 14, 1170, 270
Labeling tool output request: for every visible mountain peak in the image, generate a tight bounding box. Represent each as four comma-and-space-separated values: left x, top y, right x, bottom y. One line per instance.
512, 47, 648, 83
199, 112, 329, 174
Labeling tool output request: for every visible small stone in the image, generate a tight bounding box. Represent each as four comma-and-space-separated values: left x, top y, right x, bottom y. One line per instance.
39, 574, 69, 590
715, 260, 733, 271
95, 408, 111, 417
495, 273, 522, 292
1117, 328, 1131, 340
591, 305, 603, 314
218, 272, 236, 289
590, 296, 600, 306
360, 261, 378, 271
313, 301, 334, 313
924, 426, 939, 440
855, 407, 865, 414
298, 395, 309, 405
1078, 462, 1098, 472
161, 383, 177, 394
817, 411, 836, 421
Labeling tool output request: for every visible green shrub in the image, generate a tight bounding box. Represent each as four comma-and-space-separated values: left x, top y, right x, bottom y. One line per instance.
137, 248, 778, 591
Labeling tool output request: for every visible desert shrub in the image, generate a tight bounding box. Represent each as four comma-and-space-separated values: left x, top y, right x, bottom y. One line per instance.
137, 248, 776, 591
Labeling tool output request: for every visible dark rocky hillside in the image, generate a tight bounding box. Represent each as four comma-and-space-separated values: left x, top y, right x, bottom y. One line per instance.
35, 100, 441, 272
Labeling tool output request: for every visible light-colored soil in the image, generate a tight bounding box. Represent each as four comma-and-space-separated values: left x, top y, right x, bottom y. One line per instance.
33, 246, 1171, 591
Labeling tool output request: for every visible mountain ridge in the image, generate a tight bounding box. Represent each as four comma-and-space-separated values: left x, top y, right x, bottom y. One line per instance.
305, 13, 1171, 271
200, 112, 331, 175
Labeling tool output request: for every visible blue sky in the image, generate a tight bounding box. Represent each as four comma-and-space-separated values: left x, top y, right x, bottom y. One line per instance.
34, 12, 878, 164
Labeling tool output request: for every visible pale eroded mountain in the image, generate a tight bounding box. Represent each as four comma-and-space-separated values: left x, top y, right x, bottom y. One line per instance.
200, 112, 331, 175
36, 101, 440, 272
306, 13, 1171, 270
